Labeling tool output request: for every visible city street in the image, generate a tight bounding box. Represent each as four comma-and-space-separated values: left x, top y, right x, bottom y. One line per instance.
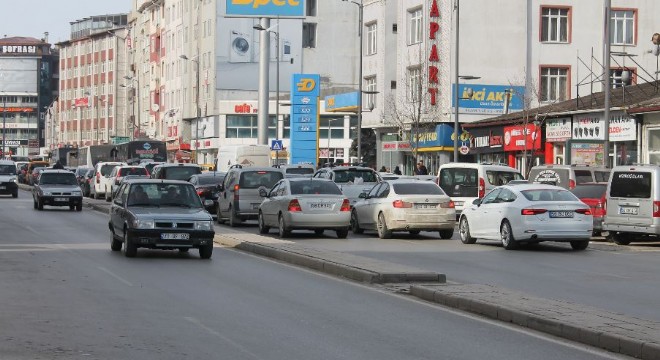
0, 189, 632, 359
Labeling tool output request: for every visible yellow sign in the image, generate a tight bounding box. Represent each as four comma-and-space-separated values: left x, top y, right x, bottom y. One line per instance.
296, 78, 316, 92
231, 0, 300, 8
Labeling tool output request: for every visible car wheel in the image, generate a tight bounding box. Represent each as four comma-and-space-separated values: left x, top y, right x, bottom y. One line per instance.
258, 211, 270, 234
350, 210, 364, 234
439, 229, 454, 239
228, 206, 241, 227
122, 228, 137, 258
278, 214, 291, 238
76, 203, 82, 212
12, 191, 17, 198
199, 244, 213, 259
105, 192, 112, 202
110, 231, 122, 251
314, 229, 324, 236
33, 199, 37, 209
500, 220, 518, 250
69, 205, 75, 211
336, 228, 349, 239
216, 207, 225, 224
611, 233, 632, 245
459, 217, 477, 244
570, 240, 589, 250
409, 230, 421, 236
377, 213, 392, 239
37, 198, 43, 211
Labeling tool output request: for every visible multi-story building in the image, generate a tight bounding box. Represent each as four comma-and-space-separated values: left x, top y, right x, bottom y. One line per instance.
55, 14, 129, 149
0, 36, 58, 158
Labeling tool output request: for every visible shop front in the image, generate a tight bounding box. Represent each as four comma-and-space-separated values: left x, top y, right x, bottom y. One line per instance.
408, 124, 465, 176
503, 123, 543, 175
571, 111, 638, 167
467, 125, 506, 164
544, 117, 572, 165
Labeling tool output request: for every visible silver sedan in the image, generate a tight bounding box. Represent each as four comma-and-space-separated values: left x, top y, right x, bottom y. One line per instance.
258, 178, 351, 238
351, 180, 456, 239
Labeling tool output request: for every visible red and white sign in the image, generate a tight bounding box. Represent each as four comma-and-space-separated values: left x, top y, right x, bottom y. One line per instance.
427, 0, 440, 106
235, 103, 257, 114
545, 118, 572, 142
503, 124, 541, 151
73, 98, 89, 108
382, 141, 412, 152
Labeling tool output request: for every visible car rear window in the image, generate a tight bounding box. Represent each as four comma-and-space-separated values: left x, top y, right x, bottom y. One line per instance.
290, 180, 342, 195
198, 175, 226, 185
0, 164, 16, 175
609, 172, 652, 199
120, 167, 149, 176
39, 173, 77, 185
286, 167, 314, 175
594, 171, 610, 183
521, 189, 578, 202
100, 164, 118, 176
570, 184, 606, 199
333, 169, 378, 183
529, 168, 569, 187
239, 171, 284, 189
163, 166, 201, 180
439, 168, 478, 197
393, 183, 446, 195
486, 171, 524, 186
574, 170, 594, 184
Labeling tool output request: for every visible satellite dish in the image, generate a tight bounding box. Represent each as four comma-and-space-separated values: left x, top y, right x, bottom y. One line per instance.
151, 103, 160, 112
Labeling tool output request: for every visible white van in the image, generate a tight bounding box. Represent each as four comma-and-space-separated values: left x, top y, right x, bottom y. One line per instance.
437, 163, 524, 215
603, 165, 660, 245
215, 145, 270, 173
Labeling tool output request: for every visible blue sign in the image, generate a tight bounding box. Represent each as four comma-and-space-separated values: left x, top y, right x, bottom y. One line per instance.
324, 92, 359, 112
225, 0, 306, 18
412, 124, 468, 149
451, 84, 526, 115
271, 139, 283, 151
290, 74, 320, 166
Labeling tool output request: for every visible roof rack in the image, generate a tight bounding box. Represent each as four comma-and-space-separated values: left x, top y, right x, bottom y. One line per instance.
229, 164, 243, 169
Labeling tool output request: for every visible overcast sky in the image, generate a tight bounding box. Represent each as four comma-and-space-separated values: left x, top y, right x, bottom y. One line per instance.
2, 0, 132, 44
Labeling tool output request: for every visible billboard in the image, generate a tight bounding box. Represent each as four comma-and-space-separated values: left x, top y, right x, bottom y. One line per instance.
225, 0, 306, 18
452, 84, 525, 115
324, 92, 359, 112
0, 58, 38, 93
290, 74, 320, 166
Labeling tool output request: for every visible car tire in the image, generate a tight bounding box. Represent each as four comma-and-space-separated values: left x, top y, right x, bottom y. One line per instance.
228, 206, 241, 227
199, 244, 213, 259
314, 229, 324, 236
336, 228, 349, 239
105, 192, 112, 202
350, 210, 364, 234
611, 233, 632, 246
33, 199, 37, 209
69, 205, 75, 211
570, 240, 589, 250
216, 207, 225, 224
409, 230, 421, 236
37, 198, 43, 211
76, 203, 82, 212
278, 214, 291, 238
123, 228, 137, 258
459, 217, 477, 244
258, 211, 270, 234
439, 229, 454, 239
110, 231, 122, 251
377, 212, 392, 239
12, 191, 17, 198
500, 220, 518, 250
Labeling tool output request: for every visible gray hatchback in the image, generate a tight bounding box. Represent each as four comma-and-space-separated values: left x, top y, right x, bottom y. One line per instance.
32, 170, 83, 211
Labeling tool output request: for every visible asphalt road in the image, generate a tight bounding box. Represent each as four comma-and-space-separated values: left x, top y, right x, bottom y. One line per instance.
214, 216, 660, 323
0, 190, 630, 360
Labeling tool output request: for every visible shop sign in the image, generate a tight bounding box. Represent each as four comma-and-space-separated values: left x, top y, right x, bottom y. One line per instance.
382, 141, 411, 152
609, 113, 636, 142
0, 45, 37, 55
570, 142, 605, 166
503, 124, 541, 151
451, 85, 525, 115
427, 0, 440, 106
0, 140, 28, 146
546, 118, 572, 142
0, 107, 33, 113
234, 103, 257, 114
573, 114, 605, 140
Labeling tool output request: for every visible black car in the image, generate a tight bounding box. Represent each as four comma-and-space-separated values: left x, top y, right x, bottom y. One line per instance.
108, 179, 215, 259
32, 170, 83, 211
150, 163, 202, 181
189, 172, 226, 214
75, 166, 93, 187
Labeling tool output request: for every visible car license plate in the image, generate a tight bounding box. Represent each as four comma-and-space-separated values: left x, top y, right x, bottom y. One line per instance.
204, 200, 214, 206
252, 203, 260, 210
549, 211, 574, 218
0, 186, 5, 190
310, 203, 332, 209
454, 201, 464, 206
161, 233, 190, 240
415, 204, 437, 210
54, 197, 67, 202
619, 207, 639, 215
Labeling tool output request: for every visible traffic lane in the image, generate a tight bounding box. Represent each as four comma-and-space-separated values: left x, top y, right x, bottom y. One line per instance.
218, 220, 660, 323
0, 193, 623, 360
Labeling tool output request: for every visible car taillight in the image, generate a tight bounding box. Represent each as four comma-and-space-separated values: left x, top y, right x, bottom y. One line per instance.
197, 189, 205, 196
96, 172, 101, 184
569, 179, 576, 190
521, 208, 547, 215
440, 200, 455, 208
392, 200, 413, 208
288, 199, 302, 212
653, 201, 660, 217
478, 177, 485, 198
233, 184, 239, 201
575, 208, 592, 215
340, 199, 351, 212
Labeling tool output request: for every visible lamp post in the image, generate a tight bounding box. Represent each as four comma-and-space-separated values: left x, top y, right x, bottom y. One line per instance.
254, 21, 281, 164
326, 118, 341, 165
180, 54, 201, 163
1, 93, 7, 158
342, 0, 364, 164
603, 0, 612, 167
123, 75, 141, 139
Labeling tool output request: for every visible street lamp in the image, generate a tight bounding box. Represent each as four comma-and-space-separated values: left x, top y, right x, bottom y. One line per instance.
123, 75, 141, 139
180, 54, 201, 163
342, 0, 365, 164
254, 21, 281, 164
1, 92, 7, 158
325, 118, 341, 165
453, 72, 480, 161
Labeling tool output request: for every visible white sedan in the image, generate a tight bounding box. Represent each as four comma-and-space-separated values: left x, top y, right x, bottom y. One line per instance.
458, 184, 593, 250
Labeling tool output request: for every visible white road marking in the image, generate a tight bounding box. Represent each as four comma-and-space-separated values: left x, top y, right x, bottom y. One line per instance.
97, 266, 134, 287
184, 317, 264, 360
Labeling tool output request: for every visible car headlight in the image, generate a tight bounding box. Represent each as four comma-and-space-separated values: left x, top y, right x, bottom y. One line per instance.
9, 177, 16, 183
194, 221, 212, 231
132, 219, 155, 229
42, 191, 52, 196
72, 191, 82, 196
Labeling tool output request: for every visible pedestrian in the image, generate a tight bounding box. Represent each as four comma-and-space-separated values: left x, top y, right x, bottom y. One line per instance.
379, 165, 387, 172
415, 161, 428, 175
52, 160, 64, 169
393, 166, 402, 175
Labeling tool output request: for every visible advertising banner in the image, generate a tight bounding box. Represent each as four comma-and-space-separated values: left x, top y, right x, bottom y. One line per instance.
545, 117, 572, 142
573, 113, 606, 140
503, 124, 541, 151
570, 142, 605, 166
290, 74, 320, 166
225, 0, 306, 18
324, 92, 359, 112
467, 126, 504, 154
609, 112, 637, 142
451, 84, 525, 115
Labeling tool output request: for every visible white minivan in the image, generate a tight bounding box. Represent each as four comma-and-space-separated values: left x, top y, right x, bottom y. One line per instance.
603, 165, 660, 245
215, 145, 270, 172
437, 163, 524, 215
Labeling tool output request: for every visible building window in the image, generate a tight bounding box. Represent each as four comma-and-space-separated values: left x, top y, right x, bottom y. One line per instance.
226, 115, 257, 138
306, 0, 317, 16
540, 67, 569, 102
303, 22, 316, 48
319, 117, 344, 139
610, 68, 635, 88
408, 8, 423, 45
541, 7, 569, 43
364, 76, 377, 109
268, 116, 290, 139
611, 10, 636, 45
365, 22, 377, 55
407, 66, 422, 102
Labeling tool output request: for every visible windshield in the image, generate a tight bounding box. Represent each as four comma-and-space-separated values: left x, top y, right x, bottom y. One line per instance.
100, 164, 119, 176
486, 171, 523, 186
198, 175, 226, 185
521, 189, 579, 202
239, 171, 284, 189
76, 167, 91, 176
333, 169, 378, 183
286, 167, 315, 175
0, 164, 16, 175
120, 167, 149, 176
39, 173, 78, 185
393, 183, 446, 195
144, 163, 162, 173
164, 166, 201, 180
570, 184, 606, 199
127, 183, 202, 208
290, 180, 342, 195
439, 168, 478, 197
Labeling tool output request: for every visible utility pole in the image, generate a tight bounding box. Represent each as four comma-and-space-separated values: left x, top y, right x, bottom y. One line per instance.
603, 0, 612, 167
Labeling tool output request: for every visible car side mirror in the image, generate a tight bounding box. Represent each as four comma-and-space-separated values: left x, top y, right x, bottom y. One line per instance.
358, 192, 367, 199
472, 198, 482, 206
259, 188, 269, 198
218, 184, 225, 192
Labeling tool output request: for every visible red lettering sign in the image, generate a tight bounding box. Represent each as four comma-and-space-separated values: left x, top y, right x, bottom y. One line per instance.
429, 22, 439, 40
234, 103, 253, 113
503, 124, 541, 151
428, 88, 438, 105
429, 44, 439, 62
430, 0, 439, 17
428, 66, 438, 83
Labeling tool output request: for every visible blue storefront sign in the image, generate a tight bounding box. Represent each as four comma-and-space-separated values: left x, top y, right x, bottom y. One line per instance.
324, 92, 359, 112
225, 0, 306, 18
290, 74, 320, 166
451, 84, 525, 115
411, 124, 469, 150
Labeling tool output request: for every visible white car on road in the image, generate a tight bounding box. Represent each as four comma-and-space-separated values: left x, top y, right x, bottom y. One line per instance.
458, 184, 593, 250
